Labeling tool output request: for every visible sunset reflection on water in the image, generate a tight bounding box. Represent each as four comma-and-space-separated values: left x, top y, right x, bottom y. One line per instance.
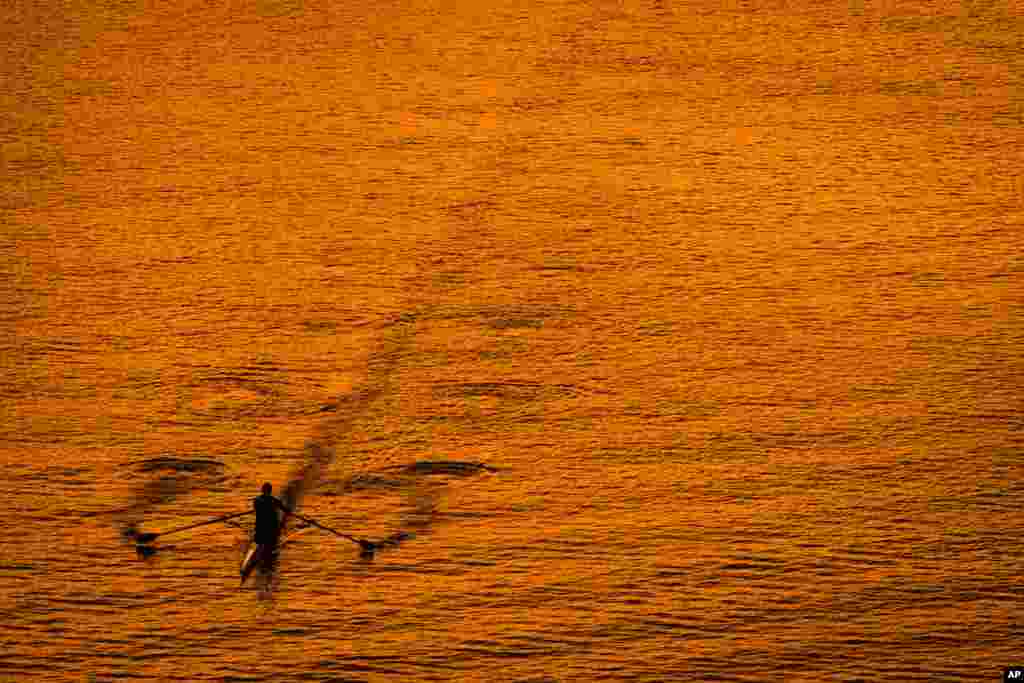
3, 0, 1021, 680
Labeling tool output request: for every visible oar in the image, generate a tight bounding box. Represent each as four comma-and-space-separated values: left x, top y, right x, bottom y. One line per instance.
289, 512, 376, 554
132, 510, 254, 544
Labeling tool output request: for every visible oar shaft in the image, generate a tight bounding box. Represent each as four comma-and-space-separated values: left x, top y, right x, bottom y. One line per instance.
153, 510, 253, 539
290, 512, 361, 545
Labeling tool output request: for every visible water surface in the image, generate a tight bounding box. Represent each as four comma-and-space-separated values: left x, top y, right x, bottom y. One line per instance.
3, 0, 1022, 680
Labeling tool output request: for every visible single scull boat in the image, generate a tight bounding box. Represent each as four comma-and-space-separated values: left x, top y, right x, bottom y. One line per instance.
239, 537, 274, 583
240, 498, 292, 584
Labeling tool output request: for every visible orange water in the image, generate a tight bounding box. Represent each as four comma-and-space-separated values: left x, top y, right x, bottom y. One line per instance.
3, 0, 1022, 680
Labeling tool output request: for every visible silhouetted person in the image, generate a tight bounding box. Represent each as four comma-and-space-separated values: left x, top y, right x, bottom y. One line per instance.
253, 482, 291, 545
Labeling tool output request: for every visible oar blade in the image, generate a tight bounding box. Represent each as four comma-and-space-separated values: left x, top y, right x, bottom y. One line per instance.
135, 543, 159, 558
124, 523, 159, 545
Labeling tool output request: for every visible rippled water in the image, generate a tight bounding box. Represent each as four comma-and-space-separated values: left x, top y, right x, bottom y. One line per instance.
3, 0, 1022, 680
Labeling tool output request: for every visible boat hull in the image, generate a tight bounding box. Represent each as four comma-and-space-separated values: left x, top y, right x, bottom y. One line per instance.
239, 541, 276, 583
240, 504, 296, 585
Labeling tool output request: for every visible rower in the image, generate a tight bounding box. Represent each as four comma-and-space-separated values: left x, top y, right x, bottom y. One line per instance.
253, 482, 292, 545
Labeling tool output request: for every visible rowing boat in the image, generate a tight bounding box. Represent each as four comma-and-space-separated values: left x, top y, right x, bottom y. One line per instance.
240, 506, 289, 584
132, 499, 364, 583
240, 496, 305, 585
240, 524, 318, 583
239, 538, 275, 583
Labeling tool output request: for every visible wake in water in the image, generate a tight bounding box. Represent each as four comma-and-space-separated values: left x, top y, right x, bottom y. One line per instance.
121, 312, 498, 568
281, 441, 334, 512
120, 314, 414, 540
313, 459, 500, 555
119, 456, 230, 550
